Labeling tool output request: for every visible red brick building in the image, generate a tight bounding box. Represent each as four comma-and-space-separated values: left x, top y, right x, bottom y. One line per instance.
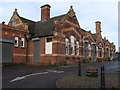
0, 4, 116, 65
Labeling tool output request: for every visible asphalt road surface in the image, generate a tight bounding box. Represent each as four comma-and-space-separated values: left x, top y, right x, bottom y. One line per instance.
2, 61, 119, 88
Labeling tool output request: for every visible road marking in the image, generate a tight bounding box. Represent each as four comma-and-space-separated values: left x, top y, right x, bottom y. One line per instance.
10, 72, 48, 83
61, 66, 68, 67
47, 70, 64, 73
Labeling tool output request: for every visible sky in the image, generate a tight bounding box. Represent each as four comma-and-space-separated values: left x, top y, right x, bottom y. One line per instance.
0, 0, 119, 51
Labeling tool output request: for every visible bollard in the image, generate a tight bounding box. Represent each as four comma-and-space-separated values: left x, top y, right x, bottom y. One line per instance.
101, 66, 105, 88
78, 60, 81, 76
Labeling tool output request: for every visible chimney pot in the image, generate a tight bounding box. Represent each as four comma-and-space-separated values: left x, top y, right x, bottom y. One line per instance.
2, 21, 5, 24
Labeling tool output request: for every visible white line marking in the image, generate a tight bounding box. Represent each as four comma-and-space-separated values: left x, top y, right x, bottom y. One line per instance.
47, 70, 64, 73
10, 72, 48, 82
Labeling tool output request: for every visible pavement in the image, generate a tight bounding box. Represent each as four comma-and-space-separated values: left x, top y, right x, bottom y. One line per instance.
2, 61, 119, 88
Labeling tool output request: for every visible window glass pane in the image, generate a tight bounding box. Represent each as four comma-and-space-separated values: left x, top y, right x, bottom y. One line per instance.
46, 37, 52, 42
70, 35, 74, 55
76, 41, 79, 55
46, 37, 52, 54
21, 38, 25, 47
65, 38, 69, 55
14, 37, 18, 47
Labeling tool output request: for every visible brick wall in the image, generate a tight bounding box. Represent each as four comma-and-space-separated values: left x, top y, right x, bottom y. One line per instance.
1, 24, 29, 63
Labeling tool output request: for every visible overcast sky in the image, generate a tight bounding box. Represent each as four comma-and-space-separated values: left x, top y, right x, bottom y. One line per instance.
0, 0, 119, 51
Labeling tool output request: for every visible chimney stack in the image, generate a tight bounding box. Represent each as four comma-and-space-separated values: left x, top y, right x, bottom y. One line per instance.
95, 21, 101, 34
40, 4, 51, 21
95, 21, 102, 39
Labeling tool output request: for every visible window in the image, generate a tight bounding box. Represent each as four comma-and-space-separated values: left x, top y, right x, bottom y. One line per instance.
21, 38, 25, 47
96, 46, 98, 57
14, 37, 18, 47
45, 37, 52, 54
88, 44, 91, 56
99, 48, 102, 57
70, 35, 75, 55
76, 41, 79, 55
12, 20, 16, 26
65, 38, 69, 55
102, 48, 104, 58
46, 37, 52, 42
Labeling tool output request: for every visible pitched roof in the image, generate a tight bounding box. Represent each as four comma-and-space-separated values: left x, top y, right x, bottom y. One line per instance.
19, 16, 36, 35
18, 14, 65, 37
33, 14, 65, 37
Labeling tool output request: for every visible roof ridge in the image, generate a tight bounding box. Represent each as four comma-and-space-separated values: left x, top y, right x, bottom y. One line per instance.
36, 14, 66, 23
19, 16, 36, 23
50, 14, 66, 19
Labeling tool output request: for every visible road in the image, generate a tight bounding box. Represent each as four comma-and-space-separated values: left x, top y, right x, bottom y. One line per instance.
2, 61, 119, 88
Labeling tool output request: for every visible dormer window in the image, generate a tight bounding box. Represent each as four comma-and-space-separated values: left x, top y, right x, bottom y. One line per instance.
12, 20, 16, 26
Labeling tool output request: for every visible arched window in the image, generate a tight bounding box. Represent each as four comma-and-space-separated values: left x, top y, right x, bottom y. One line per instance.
65, 38, 69, 55
70, 35, 75, 55
96, 46, 98, 57
76, 41, 79, 55
102, 48, 104, 58
88, 44, 91, 56
99, 48, 102, 57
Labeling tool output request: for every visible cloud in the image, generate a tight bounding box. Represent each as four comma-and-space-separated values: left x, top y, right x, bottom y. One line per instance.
0, 0, 119, 2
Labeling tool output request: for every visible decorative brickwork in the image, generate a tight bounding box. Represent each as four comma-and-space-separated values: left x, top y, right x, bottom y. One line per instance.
1, 4, 116, 65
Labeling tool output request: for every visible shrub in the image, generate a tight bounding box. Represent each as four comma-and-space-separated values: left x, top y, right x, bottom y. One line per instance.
98, 59, 102, 62
113, 59, 116, 61
107, 58, 111, 61
48, 62, 57, 67
66, 56, 70, 59
72, 56, 76, 60
77, 57, 80, 60
61, 60, 67, 66
118, 58, 120, 61
82, 60, 86, 63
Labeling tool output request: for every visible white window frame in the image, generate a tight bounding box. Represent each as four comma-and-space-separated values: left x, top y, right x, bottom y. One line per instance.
45, 37, 52, 54
76, 41, 79, 55
70, 35, 75, 55
21, 38, 25, 48
14, 37, 18, 47
65, 38, 69, 55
